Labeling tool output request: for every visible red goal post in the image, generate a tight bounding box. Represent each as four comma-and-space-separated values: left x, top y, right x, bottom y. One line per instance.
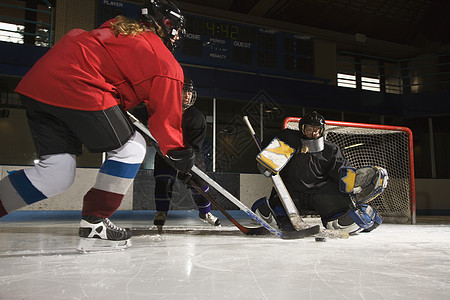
283, 117, 416, 224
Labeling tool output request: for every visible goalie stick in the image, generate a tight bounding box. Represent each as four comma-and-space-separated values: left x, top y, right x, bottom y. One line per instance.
127, 112, 319, 239
243, 116, 307, 231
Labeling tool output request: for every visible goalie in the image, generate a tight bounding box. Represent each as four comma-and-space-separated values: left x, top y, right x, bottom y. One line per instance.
252, 111, 387, 235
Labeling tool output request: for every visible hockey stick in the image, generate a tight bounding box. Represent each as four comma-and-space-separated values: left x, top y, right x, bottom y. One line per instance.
243, 116, 308, 231
190, 165, 319, 239
188, 180, 268, 235
127, 112, 319, 239
126, 112, 269, 236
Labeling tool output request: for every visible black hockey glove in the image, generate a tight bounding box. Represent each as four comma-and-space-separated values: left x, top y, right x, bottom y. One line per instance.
165, 147, 195, 173
177, 172, 193, 184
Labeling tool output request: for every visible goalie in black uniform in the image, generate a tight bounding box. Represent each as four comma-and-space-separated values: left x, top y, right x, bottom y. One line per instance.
153, 78, 221, 232
252, 111, 387, 234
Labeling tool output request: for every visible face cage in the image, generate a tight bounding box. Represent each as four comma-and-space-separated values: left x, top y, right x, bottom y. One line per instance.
182, 90, 197, 109
157, 16, 185, 51
141, 4, 185, 51
301, 124, 325, 139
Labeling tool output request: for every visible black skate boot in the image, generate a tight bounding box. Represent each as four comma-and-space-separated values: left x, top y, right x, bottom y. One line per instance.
154, 211, 167, 234
77, 215, 132, 252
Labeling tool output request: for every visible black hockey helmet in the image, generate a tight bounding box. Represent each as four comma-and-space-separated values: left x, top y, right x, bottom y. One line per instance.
299, 111, 326, 139
139, 0, 186, 51
182, 77, 197, 109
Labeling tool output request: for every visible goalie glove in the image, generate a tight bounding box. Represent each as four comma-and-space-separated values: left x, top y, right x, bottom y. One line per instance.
339, 166, 389, 204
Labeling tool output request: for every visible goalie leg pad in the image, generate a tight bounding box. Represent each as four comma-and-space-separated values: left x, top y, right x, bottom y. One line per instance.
324, 204, 382, 234
266, 191, 297, 231
339, 166, 389, 204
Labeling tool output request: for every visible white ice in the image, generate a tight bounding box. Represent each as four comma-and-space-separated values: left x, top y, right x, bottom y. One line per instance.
0, 211, 449, 300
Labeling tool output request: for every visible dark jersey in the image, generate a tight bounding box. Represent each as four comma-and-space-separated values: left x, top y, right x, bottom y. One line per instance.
182, 106, 206, 153
275, 129, 350, 194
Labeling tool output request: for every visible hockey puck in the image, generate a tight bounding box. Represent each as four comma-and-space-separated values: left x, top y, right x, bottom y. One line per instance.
315, 237, 326, 242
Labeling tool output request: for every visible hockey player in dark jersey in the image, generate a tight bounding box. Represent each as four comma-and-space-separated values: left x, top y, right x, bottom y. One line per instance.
252, 111, 385, 235
153, 78, 221, 232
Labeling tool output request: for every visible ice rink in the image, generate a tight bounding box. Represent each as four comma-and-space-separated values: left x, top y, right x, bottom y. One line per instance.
1, 210, 449, 300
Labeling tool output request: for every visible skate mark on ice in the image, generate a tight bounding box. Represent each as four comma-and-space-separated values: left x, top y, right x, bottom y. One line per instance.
313, 253, 351, 300
0, 248, 79, 258
191, 251, 230, 272
246, 253, 269, 300
125, 257, 148, 300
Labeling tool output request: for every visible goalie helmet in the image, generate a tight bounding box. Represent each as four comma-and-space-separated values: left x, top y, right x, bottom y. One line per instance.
299, 111, 326, 139
140, 0, 186, 51
182, 78, 197, 109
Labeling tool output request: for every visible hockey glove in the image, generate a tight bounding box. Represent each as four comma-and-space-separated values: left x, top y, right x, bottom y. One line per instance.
165, 147, 195, 173
339, 166, 388, 204
177, 171, 193, 184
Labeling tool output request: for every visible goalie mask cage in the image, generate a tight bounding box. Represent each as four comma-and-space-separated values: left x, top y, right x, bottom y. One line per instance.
283, 117, 416, 224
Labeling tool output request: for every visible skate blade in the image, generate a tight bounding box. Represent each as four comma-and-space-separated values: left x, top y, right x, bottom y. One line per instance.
77, 238, 132, 253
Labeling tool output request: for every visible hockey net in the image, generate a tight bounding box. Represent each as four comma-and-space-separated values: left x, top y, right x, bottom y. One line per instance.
283, 117, 416, 224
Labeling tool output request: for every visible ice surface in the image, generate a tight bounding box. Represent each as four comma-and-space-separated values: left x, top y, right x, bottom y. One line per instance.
0, 211, 449, 300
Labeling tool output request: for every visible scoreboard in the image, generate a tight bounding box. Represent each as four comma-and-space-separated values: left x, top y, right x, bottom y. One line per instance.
179, 14, 314, 78
99, 1, 315, 79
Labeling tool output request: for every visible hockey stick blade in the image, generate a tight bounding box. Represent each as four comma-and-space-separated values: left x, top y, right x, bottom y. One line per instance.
281, 225, 320, 239
189, 180, 268, 236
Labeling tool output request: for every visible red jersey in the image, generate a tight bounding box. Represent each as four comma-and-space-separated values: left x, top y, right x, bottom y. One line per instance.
15, 20, 184, 155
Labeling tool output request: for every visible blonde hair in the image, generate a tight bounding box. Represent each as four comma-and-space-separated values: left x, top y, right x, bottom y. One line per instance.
110, 15, 156, 37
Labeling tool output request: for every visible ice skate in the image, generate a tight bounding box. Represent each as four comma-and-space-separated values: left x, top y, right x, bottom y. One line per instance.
154, 211, 167, 233
77, 215, 132, 252
199, 212, 221, 226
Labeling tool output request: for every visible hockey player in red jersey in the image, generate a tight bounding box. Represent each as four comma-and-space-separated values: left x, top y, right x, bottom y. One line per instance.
0, 0, 193, 251
153, 78, 221, 232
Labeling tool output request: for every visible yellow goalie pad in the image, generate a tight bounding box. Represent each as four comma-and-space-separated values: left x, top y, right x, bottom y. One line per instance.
256, 137, 295, 173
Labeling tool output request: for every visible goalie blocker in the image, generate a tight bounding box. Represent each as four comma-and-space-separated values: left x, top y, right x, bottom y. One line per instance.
256, 137, 295, 176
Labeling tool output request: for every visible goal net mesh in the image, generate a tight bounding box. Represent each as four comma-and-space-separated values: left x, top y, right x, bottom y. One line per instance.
284, 118, 415, 224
